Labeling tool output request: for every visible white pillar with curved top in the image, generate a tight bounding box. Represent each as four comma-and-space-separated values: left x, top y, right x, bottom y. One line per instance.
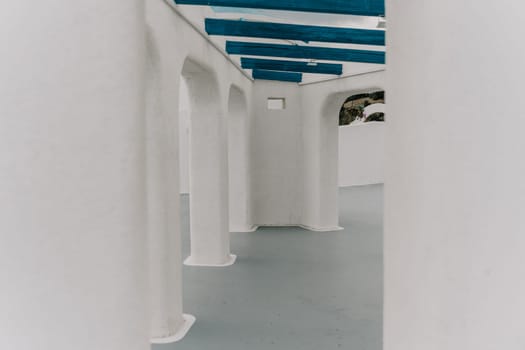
300, 88, 344, 232
0, 1, 148, 349
145, 30, 194, 343
182, 62, 235, 267
228, 85, 253, 232
385, 1, 525, 349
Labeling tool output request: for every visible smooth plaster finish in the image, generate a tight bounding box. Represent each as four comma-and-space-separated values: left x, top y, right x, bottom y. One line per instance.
151, 315, 196, 344
147, 0, 253, 266
146, 25, 190, 341
339, 122, 385, 187
385, 1, 525, 349
0, 1, 149, 349
179, 78, 191, 194
252, 80, 304, 226
183, 59, 232, 266
184, 254, 237, 267
250, 72, 385, 230
228, 86, 254, 232
153, 185, 383, 350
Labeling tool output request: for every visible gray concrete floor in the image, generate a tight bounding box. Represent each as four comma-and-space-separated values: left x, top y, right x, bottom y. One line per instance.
153, 184, 383, 350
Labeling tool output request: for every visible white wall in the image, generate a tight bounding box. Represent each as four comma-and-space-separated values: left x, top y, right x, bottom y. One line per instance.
250, 71, 385, 229
385, 1, 525, 349
252, 80, 303, 226
338, 122, 385, 187
1, 1, 149, 349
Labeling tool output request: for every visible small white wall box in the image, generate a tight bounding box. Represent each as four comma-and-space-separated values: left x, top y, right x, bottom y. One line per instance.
267, 97, 286, 110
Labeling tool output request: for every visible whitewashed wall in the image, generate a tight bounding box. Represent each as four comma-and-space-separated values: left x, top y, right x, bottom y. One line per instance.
1, 1, 149, 349
385, 1, 525, 349
251, 81, 303, 226
339, 122, 385, 187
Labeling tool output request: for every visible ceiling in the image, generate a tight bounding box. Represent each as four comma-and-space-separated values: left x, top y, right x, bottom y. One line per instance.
175, 2, 386, 84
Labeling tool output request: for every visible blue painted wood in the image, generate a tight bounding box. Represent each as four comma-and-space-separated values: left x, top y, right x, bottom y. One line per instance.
241, 57, 342, 75
227, 41, 385, 64
252, 69, 302, 83
205, 19, 385, 46
175, 0, 384, 16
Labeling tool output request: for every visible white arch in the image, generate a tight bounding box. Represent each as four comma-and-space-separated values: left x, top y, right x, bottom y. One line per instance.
299, 70, 385, 231
181, 57, 236, 267
324, 89, 385, 188
145, 26, 195, 344
227, 85, 254, 232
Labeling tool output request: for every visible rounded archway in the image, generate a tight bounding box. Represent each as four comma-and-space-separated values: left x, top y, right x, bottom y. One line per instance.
227, 85, 252, 232
333, 90, 386, 187
180, 57, 235, 267
145, 26, 193, 343
339, 90, 385, 126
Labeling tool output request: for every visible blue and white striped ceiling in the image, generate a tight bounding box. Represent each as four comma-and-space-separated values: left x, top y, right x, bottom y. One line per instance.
174, 0, 386, 83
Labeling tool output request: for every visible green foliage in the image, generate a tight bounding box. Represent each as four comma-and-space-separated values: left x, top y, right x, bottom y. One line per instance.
339, 90, 385, 126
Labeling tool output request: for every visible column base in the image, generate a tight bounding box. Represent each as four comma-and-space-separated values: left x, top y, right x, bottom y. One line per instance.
184, 254, 237, 267
255, 224, 344, 232
299, 224, 344, 232
150, 314, 196, 344
230, 225, 258, 233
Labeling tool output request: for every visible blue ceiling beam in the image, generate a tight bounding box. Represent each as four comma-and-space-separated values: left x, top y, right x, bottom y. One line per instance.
227, 41, 385, 64
175, 0, 385, 16
241, 57, 342, 75
205, 19, 385, 46
252, 69, 302, 83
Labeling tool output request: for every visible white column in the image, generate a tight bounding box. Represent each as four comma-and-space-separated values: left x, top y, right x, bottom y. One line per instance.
0, 1, 148, 350
385, 2, 525, 349
317, 104, 341, 229
300, 90, 341, 232
179, 78, 192, 194
145, 33, 194, 343
184, 74, 235, 267
228, 86, 253, 232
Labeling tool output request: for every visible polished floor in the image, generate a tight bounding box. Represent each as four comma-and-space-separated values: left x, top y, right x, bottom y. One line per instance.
153, 184, 383, 350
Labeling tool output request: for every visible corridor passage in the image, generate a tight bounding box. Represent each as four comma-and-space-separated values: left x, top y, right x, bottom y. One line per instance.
154, 185, 383, 350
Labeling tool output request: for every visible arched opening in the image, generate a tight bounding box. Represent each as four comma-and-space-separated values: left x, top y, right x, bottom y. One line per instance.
311, 87, 385, 230
335, 90, 386, 187
146, 28, 194, 343
339, 90, 385, 126
227, 85, 252, 232
179, 58, 235, 267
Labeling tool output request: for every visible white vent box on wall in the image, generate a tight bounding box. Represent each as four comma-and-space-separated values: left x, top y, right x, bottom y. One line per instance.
267, 97, 286, 110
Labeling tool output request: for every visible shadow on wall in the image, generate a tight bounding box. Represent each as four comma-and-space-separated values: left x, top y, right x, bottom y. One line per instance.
339, 90, 385, 126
